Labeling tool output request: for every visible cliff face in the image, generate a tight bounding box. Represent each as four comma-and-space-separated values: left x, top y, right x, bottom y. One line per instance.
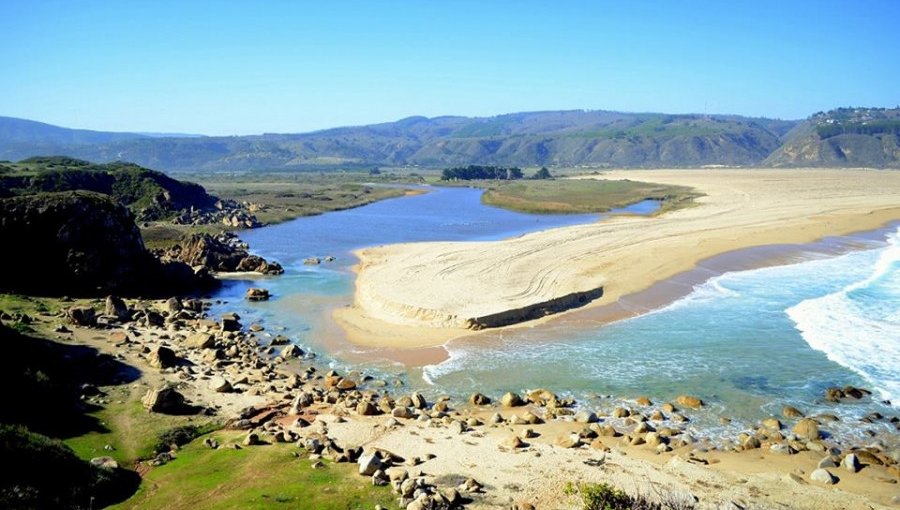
0, 191, 216, 296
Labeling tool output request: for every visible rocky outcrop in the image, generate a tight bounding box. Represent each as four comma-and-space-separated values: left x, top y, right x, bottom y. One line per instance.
0, 191, 217, 296
464, 287, 604, 329
161, 232, 283, 275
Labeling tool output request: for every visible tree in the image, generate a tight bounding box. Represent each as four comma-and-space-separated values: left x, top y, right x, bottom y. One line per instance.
531, 167, 552, 180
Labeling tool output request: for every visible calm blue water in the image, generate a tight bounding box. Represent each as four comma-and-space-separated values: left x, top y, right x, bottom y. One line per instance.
212, 187, 898, 441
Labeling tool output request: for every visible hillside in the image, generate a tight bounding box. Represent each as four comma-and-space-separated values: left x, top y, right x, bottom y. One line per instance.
0, 111, 799, 171
764, 107, 900, 167
0, 156, 217, 220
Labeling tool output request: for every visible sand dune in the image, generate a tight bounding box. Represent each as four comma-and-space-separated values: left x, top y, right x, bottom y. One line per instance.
336, 169, 900, 347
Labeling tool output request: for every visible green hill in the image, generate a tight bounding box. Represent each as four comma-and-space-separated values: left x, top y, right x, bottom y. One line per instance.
3, 108, 897, 170
0, 156, 217, 219
1, 111, 798, 171
764, 107, 900, 168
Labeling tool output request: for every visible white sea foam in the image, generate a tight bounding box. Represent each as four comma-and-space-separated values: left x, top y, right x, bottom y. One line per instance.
787, 228, 900, 404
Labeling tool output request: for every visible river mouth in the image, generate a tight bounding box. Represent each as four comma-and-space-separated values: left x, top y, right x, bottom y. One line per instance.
208, 188, 899, 444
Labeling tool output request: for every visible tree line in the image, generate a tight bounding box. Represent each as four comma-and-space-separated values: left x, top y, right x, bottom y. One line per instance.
440, 165, 553, 181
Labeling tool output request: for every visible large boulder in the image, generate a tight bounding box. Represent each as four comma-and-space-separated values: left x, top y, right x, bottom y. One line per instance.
142, 386, 187, 413
148, 346, 176, 369
245, 288, 270, 301
105, 295, 130, 321
792, 418, 820, 440
675, 395, 703, 409
501, 392, 524, 407
164, 232, 284, 275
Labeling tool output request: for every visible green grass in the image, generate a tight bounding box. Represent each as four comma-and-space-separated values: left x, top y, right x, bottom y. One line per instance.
112, 431, 395, 510
478, 179, 701, 215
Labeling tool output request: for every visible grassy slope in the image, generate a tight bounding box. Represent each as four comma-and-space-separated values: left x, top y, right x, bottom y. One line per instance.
478, 179, 701, 214
0, 293, 391, 509
113, 432, 395, 510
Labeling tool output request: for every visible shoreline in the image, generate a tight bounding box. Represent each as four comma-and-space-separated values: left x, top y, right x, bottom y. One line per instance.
336, 169, 900, 349
27, 292, 900, 509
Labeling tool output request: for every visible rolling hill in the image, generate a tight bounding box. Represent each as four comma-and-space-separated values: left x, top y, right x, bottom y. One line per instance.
1, 108, 897, 171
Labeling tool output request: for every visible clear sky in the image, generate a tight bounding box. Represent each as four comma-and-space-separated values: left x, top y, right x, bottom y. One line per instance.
2, 0, 898, 136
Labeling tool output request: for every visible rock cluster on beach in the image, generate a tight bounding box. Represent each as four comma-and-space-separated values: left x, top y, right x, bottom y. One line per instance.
159, 232, 284, 275
40, 289, 900, 509
171, 199, 264, 229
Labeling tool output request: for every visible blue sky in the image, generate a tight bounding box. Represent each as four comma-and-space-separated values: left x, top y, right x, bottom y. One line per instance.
2, 0, 898, 135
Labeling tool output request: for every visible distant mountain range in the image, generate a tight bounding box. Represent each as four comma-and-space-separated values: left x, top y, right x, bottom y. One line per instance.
1, 108, 898, 171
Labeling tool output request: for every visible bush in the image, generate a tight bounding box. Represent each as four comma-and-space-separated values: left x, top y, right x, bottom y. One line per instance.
565, 482, 695, 510
154, 425, 201, 454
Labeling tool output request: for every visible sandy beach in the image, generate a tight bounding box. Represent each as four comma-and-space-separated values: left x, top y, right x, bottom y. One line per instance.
337, 169, 900, 348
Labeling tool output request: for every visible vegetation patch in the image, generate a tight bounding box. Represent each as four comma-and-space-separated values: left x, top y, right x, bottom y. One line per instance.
113, 432, 395, 510
478, 179, 701, 215
564, 482, 695, 510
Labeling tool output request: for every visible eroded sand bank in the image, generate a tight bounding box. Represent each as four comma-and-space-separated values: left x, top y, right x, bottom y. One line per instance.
336, 169, 900, 348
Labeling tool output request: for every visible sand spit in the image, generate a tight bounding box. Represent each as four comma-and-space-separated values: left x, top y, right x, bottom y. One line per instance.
338, 169, 900, 347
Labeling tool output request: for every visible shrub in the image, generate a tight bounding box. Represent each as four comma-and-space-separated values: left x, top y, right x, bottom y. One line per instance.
154, 425, 201, 454
565, 481, 695, 510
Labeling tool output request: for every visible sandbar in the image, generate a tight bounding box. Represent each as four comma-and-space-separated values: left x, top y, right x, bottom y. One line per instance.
336, 169, 900, 348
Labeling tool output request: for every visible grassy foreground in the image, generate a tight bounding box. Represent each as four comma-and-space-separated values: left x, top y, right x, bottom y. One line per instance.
113, 431, 394, 510
479, 178, 701, 214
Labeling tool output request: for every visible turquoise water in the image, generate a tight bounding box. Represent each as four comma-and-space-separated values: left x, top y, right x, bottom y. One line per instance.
212, 188, 898, 442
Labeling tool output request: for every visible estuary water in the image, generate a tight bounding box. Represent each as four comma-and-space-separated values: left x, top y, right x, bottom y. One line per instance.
213, 186, 899, 441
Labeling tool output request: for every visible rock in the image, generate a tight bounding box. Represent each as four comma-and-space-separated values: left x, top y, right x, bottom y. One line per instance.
243, 433, 260, 446
597, 424, 619, 437
358, 451, 384, 475
742, 436, 761, 449
770, 443, 795, 455
371, 469, 390, 486
203, 437, 219, 449
336, 378, 357, 391
165, 297, 182, 313
589, 438, 608, 450
557, 434, 581, 448
448, 420, 465, 435
810, 468, 837, 485
842, 386, 870, 399
185, 332, 215, 349
761, 417, 782, 430
792, 418, 820, 439
469, 393, 491, 406
148, 346, 176, 369
221, 315, 241, 332
105, 296, 129, 321
245, 288, 270, 301
675, 395, 703, 409
280, 344, 304, 359
841, 453, 861, 473
574, 410, 598, 423
488, 412, 504, 424
66, 306, 96, 327
635, 396, 652, 406
90, 456, 119, 470
818, 456, 838, 469
392, 406, 415, 419
500, 392, 524, 407
142, 386, 186, 413
303, 257, 321, 265
209, 376, 233, 393
782, 405, 804, 418
611, 407, 630, 418
357, 401, 378, 416
503, 436, 527, 449
410, 392, 426, 409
